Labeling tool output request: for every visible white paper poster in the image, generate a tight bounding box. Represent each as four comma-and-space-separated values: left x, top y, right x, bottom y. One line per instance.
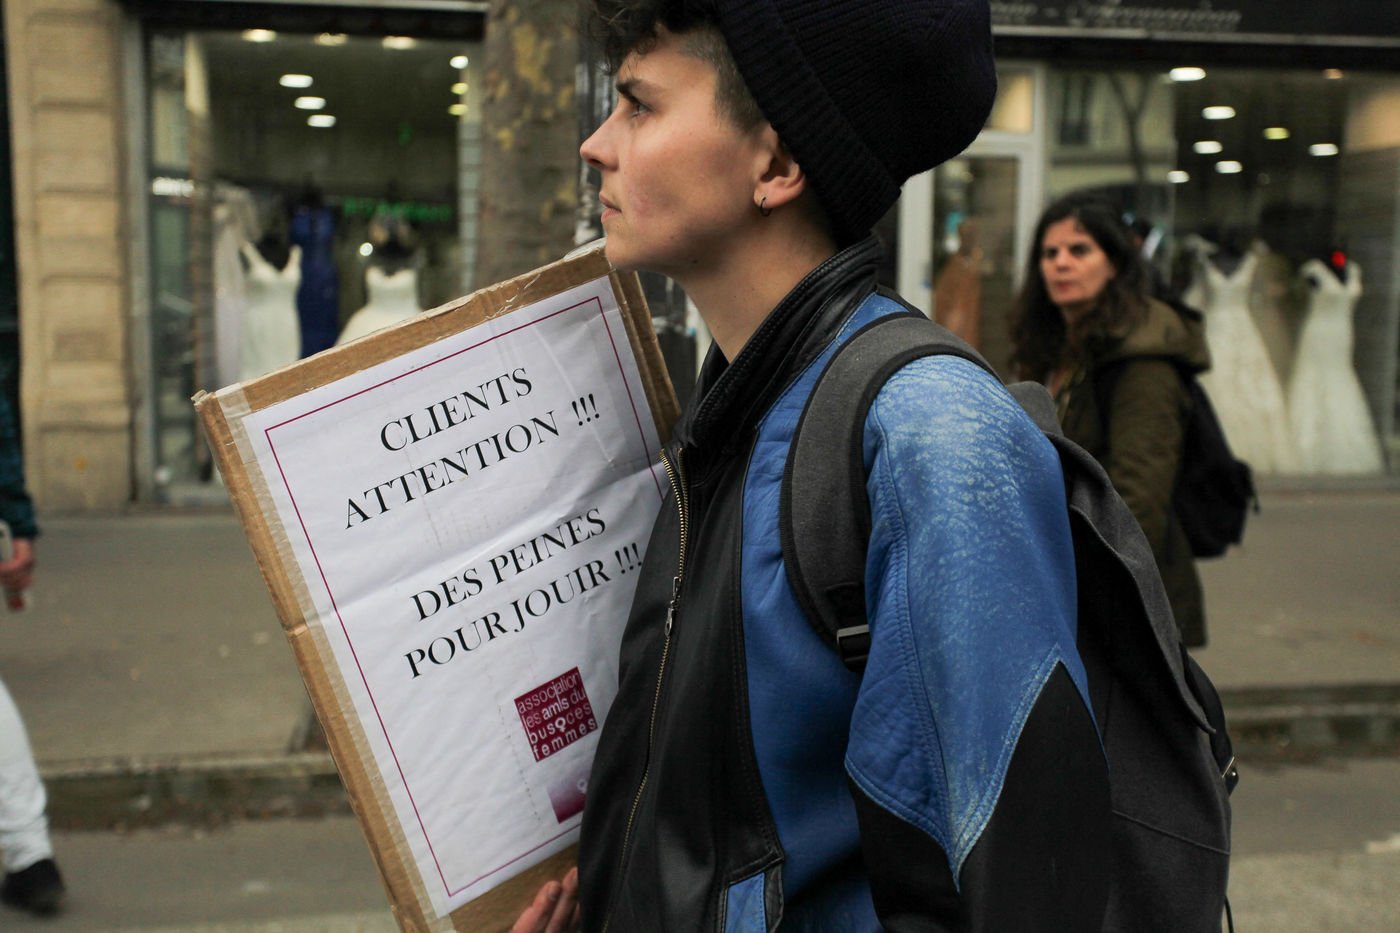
241, 277, 665, 916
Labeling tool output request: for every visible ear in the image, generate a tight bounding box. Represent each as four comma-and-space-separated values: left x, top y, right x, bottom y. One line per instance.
751, 125, 807, 211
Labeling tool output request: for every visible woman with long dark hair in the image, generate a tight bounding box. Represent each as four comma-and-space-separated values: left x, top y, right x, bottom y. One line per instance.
1011, 195, 1210, 646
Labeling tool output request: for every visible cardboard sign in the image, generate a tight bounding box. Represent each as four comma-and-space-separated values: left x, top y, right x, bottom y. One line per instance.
195, 243, 679, 932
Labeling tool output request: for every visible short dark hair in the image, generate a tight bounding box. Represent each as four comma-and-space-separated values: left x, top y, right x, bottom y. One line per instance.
1009, 194, 1151, 381
587, 0, 765, 131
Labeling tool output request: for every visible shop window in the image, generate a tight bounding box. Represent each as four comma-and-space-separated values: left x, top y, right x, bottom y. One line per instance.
1043, 65, 1400, 477
1055, 72, 1095, 147
930, 156, 1022, 378
987, 68, 1035, 134
145, 27, 481, 501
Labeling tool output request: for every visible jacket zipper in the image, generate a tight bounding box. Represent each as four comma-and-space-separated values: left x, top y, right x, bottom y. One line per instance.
602, 446, 689, 933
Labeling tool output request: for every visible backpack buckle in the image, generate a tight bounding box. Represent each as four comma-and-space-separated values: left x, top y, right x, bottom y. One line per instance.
836, 624, 871, 673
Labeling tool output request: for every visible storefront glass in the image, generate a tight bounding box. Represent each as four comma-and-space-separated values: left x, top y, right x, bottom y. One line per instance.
902, 66, 1043, 379
923, 61, 1399, 477
1047, 65, 1400, 476
144, 25, 481, 501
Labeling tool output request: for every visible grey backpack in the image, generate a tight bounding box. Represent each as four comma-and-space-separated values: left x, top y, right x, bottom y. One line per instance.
780, 309, 1236, 932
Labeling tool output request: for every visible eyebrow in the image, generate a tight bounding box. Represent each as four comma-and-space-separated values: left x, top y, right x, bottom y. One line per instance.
616, 77, 654, 102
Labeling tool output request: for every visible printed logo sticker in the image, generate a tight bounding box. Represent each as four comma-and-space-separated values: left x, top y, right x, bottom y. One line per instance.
515, 668, 599, 763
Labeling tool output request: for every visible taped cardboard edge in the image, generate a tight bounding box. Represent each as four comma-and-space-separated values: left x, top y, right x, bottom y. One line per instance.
193, 245, 680, 932
195, 386, 445, 932
609, 268, 681, 443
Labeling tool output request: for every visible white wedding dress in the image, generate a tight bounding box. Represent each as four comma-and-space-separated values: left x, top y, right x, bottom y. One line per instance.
211, 188, 260, 388
1287, 260, 1383, 474
212, 203, 248, 389
240, 243, 303, 381
1190, 248, 1298, 474
336, 266, 422, 345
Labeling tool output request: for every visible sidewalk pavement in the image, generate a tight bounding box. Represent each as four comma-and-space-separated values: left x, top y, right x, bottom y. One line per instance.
1, 485, 1398, 829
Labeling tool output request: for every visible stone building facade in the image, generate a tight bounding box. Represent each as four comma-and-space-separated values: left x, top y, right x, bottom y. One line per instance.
6, 0, 131, 509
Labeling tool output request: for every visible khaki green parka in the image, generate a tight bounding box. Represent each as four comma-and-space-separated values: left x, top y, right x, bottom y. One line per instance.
1053, 297, 1211, 646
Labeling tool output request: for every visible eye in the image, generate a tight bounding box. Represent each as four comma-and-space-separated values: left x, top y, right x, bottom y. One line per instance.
619, 92, 650, 119
1069, 243, 1092, 258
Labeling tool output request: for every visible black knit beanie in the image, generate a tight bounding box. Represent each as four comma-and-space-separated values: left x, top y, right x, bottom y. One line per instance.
711, 0, 997, 244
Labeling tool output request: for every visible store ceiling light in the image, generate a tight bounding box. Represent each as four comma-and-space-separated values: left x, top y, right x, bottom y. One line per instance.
295, 96, 327, 111
1193, 140, 1223, 155
1215, 160, 1243, 174
242, 29, 277, 43
308, 114, 337, 128
449, 103, 467, 116
1263, 126, 1291, 140
1310, 143, 1340, 157
1324, 69, 1344, 80
383, 36, 417, 50
1169, 67, 1206, 82
315, 33, 348, 46
359, 242, 374, 257
152, 176, 195, 198
1167, 170, 1190, 184
1202, 106, 1235, 120
279, 74, 314, 89
451, 55, 470, 69
452, 82, 468, 95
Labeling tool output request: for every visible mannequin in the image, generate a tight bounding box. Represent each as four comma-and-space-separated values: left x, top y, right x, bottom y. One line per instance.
1288, 257, 1383, 474
240, 242, 303, 381
289, 185, 340, 357
211, 185, 259, 388
1185, 237, 1298, 474
335, 264, 422, 345
931, 218, 982, 348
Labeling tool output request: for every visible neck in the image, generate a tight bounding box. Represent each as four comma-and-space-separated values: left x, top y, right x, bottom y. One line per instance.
1058, 299, 1096, 331
678, 219, 837, 361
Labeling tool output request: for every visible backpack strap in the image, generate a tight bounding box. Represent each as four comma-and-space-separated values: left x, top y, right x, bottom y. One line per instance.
780, 310, 1215, 733
779, 311, 991, 671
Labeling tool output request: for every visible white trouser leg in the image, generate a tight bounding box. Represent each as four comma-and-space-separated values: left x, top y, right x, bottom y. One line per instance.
0, 675, 52, 872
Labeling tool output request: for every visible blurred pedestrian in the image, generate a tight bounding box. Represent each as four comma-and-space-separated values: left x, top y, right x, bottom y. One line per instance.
1010, 194, 1210, 646
0, 375, 64, 917
932, 217, 983, 346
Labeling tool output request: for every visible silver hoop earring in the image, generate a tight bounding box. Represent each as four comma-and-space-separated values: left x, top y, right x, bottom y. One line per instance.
758, 197, 773, 217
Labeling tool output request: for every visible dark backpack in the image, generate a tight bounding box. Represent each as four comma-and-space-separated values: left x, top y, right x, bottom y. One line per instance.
780, 311, 1236, 933
1097, 299, 1258, 559
1174, 376, 1256, 557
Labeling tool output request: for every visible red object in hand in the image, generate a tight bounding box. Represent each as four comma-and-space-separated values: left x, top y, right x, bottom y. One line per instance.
0, 520, 31, 610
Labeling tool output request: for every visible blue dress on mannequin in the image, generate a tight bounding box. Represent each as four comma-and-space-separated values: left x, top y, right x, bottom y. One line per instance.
289, 204, 340, 357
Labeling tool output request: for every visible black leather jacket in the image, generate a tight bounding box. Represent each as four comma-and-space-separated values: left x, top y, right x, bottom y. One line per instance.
578, 238, 1110, 932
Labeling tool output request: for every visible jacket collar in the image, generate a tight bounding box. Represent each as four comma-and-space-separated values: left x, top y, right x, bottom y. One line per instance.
1092, 296, 1211, 375
675, 235, 883, 455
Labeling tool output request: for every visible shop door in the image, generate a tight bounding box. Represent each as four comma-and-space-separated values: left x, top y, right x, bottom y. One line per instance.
897, 66, 1045, 380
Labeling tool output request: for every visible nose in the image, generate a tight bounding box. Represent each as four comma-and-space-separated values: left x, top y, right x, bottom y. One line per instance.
580, 111, 616, 170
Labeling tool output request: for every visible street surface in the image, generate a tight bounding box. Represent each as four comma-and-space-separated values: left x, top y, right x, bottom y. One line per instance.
5, 756, 1399, 932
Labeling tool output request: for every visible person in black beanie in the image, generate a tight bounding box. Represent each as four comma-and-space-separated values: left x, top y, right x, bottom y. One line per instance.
515, 2, 1111, 930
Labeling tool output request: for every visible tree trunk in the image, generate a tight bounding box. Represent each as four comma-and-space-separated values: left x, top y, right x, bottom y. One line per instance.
1107, 72, 1152, 211
473, 0, 579, 289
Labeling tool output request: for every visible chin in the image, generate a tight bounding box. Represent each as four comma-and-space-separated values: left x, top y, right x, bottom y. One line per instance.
603, 244, 643, 273
603, 240, 665, 276
601, 236, 632, 269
